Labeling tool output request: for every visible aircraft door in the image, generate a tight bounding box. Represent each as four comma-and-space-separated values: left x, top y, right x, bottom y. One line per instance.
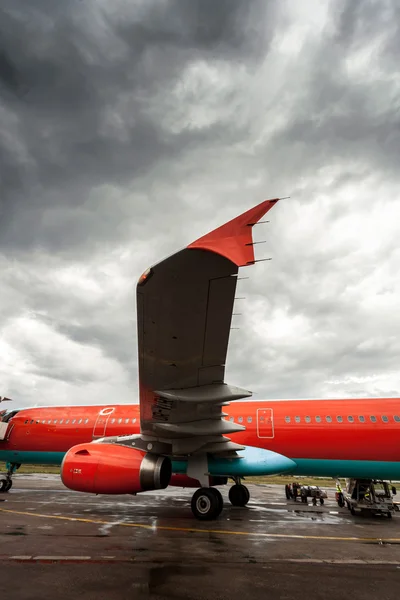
92, 407, 115, 439
257, 408, 274, 439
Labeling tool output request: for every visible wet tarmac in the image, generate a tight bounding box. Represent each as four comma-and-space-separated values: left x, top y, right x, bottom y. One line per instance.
1, 476, 400, 599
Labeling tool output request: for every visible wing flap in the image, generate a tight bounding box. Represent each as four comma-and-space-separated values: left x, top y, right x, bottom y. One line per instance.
155, 418, 245, 437
155, 383, 252, 403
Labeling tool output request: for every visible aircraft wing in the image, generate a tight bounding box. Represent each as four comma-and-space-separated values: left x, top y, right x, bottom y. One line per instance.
136, 199, 280, 456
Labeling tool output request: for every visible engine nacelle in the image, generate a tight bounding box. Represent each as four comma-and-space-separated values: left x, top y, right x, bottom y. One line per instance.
169, 474, 228, 488
61, 443, 172, 495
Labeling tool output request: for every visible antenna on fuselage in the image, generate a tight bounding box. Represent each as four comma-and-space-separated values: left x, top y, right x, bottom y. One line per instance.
0, 397, 12, 404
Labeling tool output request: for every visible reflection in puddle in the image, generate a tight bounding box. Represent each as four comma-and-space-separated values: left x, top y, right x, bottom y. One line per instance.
247, 504, 350, 526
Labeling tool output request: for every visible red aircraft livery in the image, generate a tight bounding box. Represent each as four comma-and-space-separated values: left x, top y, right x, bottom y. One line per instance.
1, 199, 399, 520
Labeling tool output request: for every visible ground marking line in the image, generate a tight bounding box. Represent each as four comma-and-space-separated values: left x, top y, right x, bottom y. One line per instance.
0, 507, 399, 543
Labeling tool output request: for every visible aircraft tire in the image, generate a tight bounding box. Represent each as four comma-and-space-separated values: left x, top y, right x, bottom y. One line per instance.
209, 487, 224, 514
228, 484, 250, 507
0, 479, 8, 493
191, 488, 223, 520
5, 480, 12, 492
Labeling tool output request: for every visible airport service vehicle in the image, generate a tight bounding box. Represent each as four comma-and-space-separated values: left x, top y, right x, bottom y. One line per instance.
2, 199, 400, 520
339, 479, 397, 518
286, 482, 327, 505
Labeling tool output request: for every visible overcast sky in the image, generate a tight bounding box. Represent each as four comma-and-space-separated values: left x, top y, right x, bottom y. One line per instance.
1, 0, 400, 408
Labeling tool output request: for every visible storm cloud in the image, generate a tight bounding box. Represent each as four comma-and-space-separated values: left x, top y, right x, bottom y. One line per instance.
1, 0, 400, 407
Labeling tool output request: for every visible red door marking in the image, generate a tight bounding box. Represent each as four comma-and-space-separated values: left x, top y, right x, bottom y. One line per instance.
257, 408, 274, 438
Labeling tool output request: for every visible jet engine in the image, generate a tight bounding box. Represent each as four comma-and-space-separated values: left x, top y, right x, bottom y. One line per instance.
61, 442, 172, 495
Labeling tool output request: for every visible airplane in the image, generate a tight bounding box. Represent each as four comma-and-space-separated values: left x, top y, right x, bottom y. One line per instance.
1, 198, 399, 520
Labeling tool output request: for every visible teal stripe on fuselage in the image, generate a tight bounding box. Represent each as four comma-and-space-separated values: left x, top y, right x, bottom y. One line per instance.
2, 450, 400, 481
0, 450, 66, 465
292, 459, 400, 481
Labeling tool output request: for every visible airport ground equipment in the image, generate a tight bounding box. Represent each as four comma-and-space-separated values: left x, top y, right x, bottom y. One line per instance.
285, 482, 327, 505
338, 478, 397, 518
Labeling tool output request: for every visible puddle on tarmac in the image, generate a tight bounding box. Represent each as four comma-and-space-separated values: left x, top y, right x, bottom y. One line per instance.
248, 504, 349, 526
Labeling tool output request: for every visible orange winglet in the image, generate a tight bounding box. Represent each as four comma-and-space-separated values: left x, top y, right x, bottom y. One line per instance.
187, 198, 280, 267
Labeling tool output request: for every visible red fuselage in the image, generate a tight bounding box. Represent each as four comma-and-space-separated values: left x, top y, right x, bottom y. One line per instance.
1, 398, 400, 480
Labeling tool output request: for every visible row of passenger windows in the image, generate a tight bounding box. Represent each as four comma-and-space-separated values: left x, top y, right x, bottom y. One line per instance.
226, 415, 400, 424
228, 416, 253, 423
23, 414, 400, 427
24, 417, 137, 425
284, 415, 399, 424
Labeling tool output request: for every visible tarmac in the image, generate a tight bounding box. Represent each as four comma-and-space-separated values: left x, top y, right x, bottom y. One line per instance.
1, 475, 400, 599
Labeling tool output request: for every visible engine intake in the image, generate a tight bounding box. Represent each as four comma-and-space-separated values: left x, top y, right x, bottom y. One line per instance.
61, 443, 172, 495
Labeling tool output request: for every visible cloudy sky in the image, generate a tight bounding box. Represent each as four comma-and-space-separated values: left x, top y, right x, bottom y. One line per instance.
1, 0, 400, 408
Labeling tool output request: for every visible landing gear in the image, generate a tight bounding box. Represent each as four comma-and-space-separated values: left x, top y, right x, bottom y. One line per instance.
228, 481, 250, 507
0, 462, 19, 493
191, 487, 224, 520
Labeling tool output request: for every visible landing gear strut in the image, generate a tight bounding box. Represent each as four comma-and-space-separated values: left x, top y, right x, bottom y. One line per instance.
0, 462, 19, 493
228, 478, 250, 507
191, 487, 224, 520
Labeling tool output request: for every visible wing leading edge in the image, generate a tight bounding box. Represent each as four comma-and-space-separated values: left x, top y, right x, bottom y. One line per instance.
136, 198, 280, 453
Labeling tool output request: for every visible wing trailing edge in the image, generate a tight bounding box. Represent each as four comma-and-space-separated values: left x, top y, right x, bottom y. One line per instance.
136, 198, 281, 453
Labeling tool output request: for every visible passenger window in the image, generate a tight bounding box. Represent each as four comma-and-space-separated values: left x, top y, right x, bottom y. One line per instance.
337, 416, 343, 423
382, 416, 389, 423
48, 420, 51, 424
370, 416, 377, 423
347, 416, 354, 423
358, 416, 365, 423
72, 419, 76, 424
65, 419, 69, 424
59, 419, 63, 424
315, 416, 321, 423
326, 416, 332, 423
238, 416, 243, 423
394, 415, 400, 422
285, 416, 290, 423
30, 420, 34, 424
118, 418, 122, 424
229, 416, 234, 422
111, 418, 115, 424
247, 416, 252, 423
295, 416, 300, 423
42, 420, 46, 424
132, 418, 136, 424
78, 419, 82, 424
85, 418, 89, 424
54, 420, 57, 424
305, 416, 311, 423
25, 420, 28, 424
125, 418, 129, 424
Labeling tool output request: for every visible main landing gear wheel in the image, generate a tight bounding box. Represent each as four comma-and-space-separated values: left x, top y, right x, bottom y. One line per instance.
0, 462, 19, 493
0, 478, 12, 493
229, 484, 250, 507
191, 487, 223, 520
